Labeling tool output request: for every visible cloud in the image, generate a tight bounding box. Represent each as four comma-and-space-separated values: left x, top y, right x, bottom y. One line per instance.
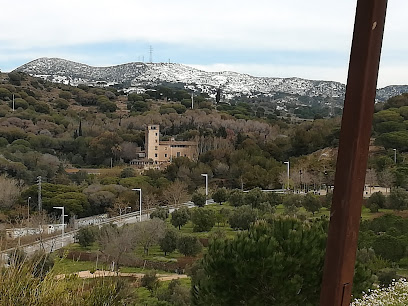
0, 0, 407, 86
0, 0, 357, 51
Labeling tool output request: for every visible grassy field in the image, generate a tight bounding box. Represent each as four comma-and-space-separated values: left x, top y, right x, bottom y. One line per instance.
55, 202, 397, 278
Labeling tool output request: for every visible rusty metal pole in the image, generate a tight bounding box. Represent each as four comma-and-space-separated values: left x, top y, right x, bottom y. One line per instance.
320, 1, 387, 305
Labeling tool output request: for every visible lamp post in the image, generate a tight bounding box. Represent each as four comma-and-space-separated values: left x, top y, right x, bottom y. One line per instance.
27, 196, 31, 223
201, 174, 208, 205
53, 206, 67, 248
132, 188, 142, 221
284, 161, 290, 192
393, 148, 397, 164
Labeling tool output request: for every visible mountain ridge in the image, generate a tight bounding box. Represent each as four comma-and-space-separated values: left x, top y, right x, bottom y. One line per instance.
14, 57, 408, 102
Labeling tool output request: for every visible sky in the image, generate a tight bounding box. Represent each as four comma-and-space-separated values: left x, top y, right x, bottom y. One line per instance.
0, 0, 407, 88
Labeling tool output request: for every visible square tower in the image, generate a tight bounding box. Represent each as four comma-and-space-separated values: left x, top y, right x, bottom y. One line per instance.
145, 125, 160, 162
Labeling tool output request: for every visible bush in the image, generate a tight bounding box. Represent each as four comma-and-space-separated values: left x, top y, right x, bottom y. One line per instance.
141, 271, 160, 292
366, 191, 386, 212
119, 167, 136, 178
30, 251, 54, 278
388, 187, 408, 210
372, 234, 406, 262
156, 279, 191, 305
150, 207, 169, 220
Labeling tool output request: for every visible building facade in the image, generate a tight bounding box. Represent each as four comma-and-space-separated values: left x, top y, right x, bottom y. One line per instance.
131, 125, 198, 169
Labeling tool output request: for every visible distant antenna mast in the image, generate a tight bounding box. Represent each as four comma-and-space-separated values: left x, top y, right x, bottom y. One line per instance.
149, 45, 153, 63
191, 93, 194, 109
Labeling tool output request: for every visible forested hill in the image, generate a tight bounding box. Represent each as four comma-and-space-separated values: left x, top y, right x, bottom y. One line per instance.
2, 70, 408, 221
0, 71, 341, 185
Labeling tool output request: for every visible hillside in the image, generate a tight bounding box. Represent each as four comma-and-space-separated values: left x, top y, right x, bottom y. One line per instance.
15, 58, 346, 100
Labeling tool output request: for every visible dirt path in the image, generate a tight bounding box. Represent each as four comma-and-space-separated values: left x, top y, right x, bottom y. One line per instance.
56, 270, 188, 281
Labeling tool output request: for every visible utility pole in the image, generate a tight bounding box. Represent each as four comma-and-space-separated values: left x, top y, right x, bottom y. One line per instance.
320, 1, 387, 305
12, 94, 15, 111
191, 93, 194, 109
37, 176, 42, 212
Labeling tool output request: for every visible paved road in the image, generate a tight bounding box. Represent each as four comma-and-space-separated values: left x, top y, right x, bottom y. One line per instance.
1, 200, 213, 263
1, 212, 150, 262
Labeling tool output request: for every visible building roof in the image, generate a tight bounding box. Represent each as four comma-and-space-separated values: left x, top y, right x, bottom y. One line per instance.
160, 140, 197, 146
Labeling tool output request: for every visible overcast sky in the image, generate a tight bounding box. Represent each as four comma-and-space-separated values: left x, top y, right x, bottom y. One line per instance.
0, 0, 406, 87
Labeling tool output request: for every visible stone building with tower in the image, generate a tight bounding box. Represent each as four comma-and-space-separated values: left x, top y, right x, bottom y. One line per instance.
131, 124, 198, 169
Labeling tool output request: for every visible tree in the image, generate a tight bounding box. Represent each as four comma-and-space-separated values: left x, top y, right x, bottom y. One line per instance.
177, 235, 203, 256
75, 226, 98, 247
228, 205, 257, 230
303, 193, 321, 215
98, 224, 137, 270
135, 218, 166, 255
159, 228, 179, 256
192, 218, 328, 305
163, 180, 189, 207
263, 192, 282, 207
87, 190, 116, 214
0, 175, 22, 209
378, 168, 394, 193
192, 193, 206, 207
212, 188, 228, 205
244, 188, 264, 208
191, 208, 216, 232
282, 194, 302, 216
365, 168, 378, 193
171, 207, 190, 230
228, 189, 245, 207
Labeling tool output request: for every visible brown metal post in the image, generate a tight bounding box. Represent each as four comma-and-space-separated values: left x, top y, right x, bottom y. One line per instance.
320, 1, 387, 305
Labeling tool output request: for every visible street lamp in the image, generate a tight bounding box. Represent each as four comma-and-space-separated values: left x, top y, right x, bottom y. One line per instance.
201, 174, 208, 205
284, 161, 290, 192
53, 206, 67, 248
132, 188, 142, 221
27, 196, 31, 223
393, 148, 397, 164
